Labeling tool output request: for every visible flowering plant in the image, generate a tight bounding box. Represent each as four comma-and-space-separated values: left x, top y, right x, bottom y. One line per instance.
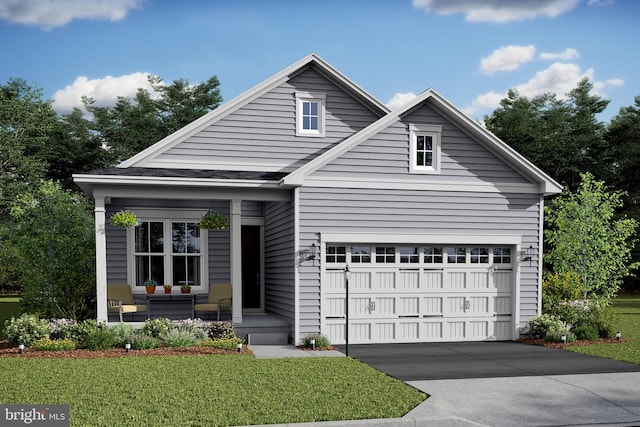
181, 283, 191, 290
143, 279, 158, 287
110, 210, 139, 227
163, 284, 172, 289
197, 209, 229, 230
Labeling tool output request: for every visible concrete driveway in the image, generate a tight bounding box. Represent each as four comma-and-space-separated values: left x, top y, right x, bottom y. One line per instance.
341, 342, 640, 427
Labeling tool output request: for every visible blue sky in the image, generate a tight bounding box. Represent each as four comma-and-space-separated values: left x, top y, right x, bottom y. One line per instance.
0, 0, 637, 122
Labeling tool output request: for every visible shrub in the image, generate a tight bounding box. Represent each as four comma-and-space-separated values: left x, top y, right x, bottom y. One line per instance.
542, 272, 585, 312
142, 318, 170, 338
110, 323, 136, 348
130, 334, 161, 350
528, 314, 564, 340
550, 299, 596, 328
572, 323, 599, 341
45, 318, 77, 340
200, 337, 244, 350
31, 338, 76, 351
163, 329, 199, 347
67, 319, 102, 347
3, 313, 50, 346
83, 328, 116, 350
171, 319, 209, 341
303, 333, 331, 348
595, 306, 618, 339
208, 321, 235, 340
546, 331, 577, 343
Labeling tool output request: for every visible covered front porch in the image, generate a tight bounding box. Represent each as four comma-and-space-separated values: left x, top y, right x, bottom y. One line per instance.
74, 169, 297, 345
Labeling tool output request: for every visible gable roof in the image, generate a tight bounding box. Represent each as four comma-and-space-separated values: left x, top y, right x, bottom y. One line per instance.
281, 88, 563, 196
118, 53, 389, 169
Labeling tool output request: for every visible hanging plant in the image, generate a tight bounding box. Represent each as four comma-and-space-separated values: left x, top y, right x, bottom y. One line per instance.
110, 210, 139, 227
197, 209, 229, 230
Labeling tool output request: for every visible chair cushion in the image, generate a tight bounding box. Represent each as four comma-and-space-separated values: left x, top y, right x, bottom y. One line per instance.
107, 284, 135, 305
121, 304, 147, 314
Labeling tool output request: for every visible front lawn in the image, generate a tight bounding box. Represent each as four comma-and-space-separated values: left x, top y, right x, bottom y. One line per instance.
566, 294, 640, 364
0, 355, 425, 426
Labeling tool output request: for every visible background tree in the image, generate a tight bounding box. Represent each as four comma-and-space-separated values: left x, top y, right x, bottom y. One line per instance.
10, 180, 96, 319
545, 173, 638, 303
484, 78, 609, 190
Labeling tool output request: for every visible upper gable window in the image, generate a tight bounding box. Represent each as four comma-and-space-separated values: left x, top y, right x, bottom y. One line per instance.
409, 124, 442, 174
296, 92, 326, 137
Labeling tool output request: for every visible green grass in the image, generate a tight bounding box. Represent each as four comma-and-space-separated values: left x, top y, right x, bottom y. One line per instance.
0, 297, 21, 340
566, 294, 640, 364
0, 355, 425, 426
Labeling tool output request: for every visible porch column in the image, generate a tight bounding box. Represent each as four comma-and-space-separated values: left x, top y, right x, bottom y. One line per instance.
95, 197, 108, 323
230, 199, 243, 323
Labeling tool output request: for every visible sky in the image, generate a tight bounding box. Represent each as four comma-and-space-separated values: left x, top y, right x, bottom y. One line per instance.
0, 0, 638, 123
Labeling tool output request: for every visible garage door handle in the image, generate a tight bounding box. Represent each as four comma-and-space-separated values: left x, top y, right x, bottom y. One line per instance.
423, 268, 444, 271
399, 268, 420, 271
422, 314, 444, 318
326, 316, 346, 320
399, 315, 419, 318
494, 313, 512, 317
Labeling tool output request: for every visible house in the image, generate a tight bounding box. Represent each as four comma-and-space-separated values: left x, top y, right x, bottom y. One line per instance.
73, 53, 562, 345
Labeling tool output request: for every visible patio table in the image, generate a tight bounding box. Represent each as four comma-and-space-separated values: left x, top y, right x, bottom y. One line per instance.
146, 294, 196, 319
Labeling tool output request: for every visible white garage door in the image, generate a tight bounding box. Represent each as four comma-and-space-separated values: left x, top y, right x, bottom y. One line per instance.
323, 244, 514, 344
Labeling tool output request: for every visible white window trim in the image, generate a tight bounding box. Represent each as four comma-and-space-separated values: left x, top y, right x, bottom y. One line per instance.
126, 209, 208, 294
295, 91, 326, 137
409, 123, 442, 174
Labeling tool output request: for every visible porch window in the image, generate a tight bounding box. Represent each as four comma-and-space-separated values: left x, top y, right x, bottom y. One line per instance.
132, 220, 204, 288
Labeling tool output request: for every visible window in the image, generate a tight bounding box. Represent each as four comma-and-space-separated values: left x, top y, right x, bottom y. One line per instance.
470, 247, 489, 264
409, 124, 442, 174
132, 219, 205, 288
424, 247, 443, 264
296, 92, 325, 137
447, 247, 466, 264
351, 246, 371, 263
326, 245, 346, 263
376, 247, 395, 263
493, 247, 512, 264
399, 247, 419, 263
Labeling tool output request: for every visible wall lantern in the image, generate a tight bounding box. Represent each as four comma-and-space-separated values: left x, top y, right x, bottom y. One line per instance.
298, 243, 318, 266
521, 245, 535, 267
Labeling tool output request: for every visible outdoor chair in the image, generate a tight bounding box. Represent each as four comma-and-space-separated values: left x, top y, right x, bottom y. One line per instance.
195, 284, 232, 320
107, 284, 148, 322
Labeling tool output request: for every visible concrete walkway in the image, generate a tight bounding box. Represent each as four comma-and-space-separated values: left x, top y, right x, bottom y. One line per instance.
247, 343, 640, 427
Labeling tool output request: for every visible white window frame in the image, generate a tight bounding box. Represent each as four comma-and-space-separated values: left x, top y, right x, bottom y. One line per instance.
409, 123, 442, 174
295, 91, 326, 137
126, 209, 208, 294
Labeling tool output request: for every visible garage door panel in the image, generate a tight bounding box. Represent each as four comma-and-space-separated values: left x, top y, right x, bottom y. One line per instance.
423, 271, 444, 289
352, 272, 372, 289
375, 272, 395, 289
447, 272, 466, 289
398, 271, 420, 289
422, 296, 442, 315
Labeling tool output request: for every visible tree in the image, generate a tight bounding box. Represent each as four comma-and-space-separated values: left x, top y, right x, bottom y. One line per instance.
10, 180, 96, 319
86, 75, 222, 164
484, 78, 609, 190
545, 173, 638, 303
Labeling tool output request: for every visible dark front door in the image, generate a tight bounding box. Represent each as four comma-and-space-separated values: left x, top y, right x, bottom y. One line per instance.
242, 225, 261, 310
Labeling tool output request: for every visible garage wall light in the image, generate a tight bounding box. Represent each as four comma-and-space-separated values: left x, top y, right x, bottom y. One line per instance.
298, 243, 318, 267
521, 245, 535, 267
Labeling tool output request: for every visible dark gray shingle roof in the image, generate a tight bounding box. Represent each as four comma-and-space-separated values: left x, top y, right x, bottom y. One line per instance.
85, 167, 287, 181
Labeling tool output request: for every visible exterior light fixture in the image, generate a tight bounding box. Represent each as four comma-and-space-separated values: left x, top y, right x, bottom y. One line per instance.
237, 343, 243, 353
310, 338, 316, 350
125, 343, 131, 353
18, 344, 24, 354
561, 334, 567, 344
298, 243, 318, 266
616, 331, 621, 341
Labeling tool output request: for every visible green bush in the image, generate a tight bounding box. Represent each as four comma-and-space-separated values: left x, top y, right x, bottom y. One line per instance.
3, 313, 50, 346
31, 338, 76, 351
83, 328, 116, 350
45, 318, 78, 340
572, 323, 600, 341
67, 319, 102, 347
528, 314, 564, 339
595, 306, 618, 338
171, 319, 209, 341
546, 330, 577, 343
142, 318, 170, 338
130, 334, 161, 350
162, 329, 199, 347
200, 337, 244, 350
303, 333, 331, 348
542, 272, 585, 311
208, 321, 235, 340
110, 323, 136, 348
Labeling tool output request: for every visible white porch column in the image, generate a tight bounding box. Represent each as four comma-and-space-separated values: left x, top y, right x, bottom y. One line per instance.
95, 197, 108, 323
230, 199, 243, 323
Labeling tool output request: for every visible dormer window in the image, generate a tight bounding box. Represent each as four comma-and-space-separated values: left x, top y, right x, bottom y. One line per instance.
296, 92, 325, 137
409, 124, 442, 174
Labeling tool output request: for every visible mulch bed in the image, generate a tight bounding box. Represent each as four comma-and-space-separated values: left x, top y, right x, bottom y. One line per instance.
518, 337, 628, 349
0, 341, 252, 359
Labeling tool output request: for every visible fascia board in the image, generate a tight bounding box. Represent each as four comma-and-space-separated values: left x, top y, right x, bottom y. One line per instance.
72, 173, 283, 189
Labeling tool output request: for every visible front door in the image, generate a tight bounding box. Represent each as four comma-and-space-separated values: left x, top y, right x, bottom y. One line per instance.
242, 225, 262, 310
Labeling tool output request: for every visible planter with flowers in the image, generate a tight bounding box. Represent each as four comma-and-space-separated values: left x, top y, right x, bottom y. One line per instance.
163, 284, 172, 294
181, 284, 191, 294
197, 210, 229, 230
110, 210, 139, 228
144, 279, 158, 294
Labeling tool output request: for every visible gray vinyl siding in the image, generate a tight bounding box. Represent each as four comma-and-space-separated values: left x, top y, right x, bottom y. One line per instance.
297, 187, 541, 339
153, 67, 381, 170
264, 199, 296, 330
313, 103, 531, 184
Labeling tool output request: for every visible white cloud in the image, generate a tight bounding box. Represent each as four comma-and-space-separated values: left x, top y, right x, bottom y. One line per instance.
52, 72, 159, 114
605, 78, 624, 87
538, 48, 579, 60
386, 92, 418, 110
480, 45, 536, 74
412, 0, 579, 23
0, 0, 143, 29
